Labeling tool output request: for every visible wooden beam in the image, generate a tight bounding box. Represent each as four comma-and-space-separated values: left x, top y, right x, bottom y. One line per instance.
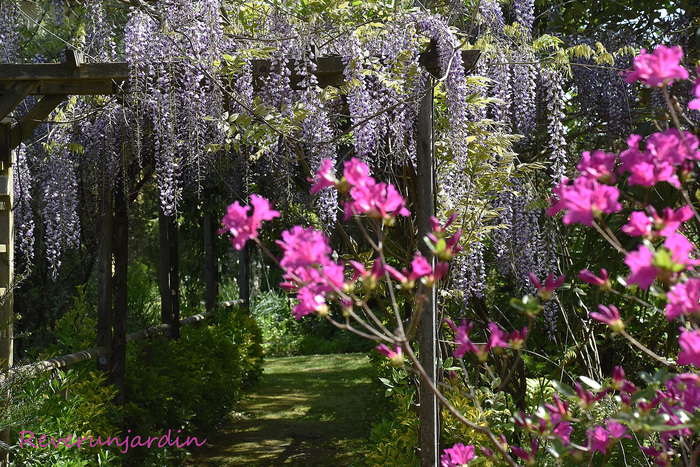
9, 94, 68, 150
112, 178, 128, 406
96, 188, 112, 374
0, 80, 41, 121
416, 76, 440, 467
204, 211, 217, 312
0, 63, 129, 81
0, 122, 13, 464
419, 48, 481, 77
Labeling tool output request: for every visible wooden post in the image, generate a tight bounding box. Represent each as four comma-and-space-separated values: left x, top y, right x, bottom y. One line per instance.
416, 75, 440, 467
203, 211, 217, 312
238, 244, 250, 310
112, 179, 127, 406
96, 187, 112, 373
0, 121, 14, 463
158, 209, 180, 338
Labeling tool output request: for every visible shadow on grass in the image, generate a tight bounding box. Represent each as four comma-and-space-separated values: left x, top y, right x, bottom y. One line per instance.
187, 353, 377, 466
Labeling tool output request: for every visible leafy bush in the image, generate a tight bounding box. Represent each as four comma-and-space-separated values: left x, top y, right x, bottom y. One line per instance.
9, 367, 121, 467
121, 307, 263, 464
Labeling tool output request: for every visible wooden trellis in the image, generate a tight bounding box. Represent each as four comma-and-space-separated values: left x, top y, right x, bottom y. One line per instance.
0, 46, 480, 466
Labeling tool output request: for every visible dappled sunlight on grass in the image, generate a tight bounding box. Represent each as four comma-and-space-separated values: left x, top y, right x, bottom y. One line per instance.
186, 353, 376, 466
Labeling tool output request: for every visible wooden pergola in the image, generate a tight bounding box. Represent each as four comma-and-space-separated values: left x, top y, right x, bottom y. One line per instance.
0, 46, 480, 466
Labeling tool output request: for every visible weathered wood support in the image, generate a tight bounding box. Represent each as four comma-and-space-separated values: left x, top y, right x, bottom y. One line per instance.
112, 179, 128, 406
416, 75, 440, 467
203, 211, 218, 312
238, 244, 250, 310
96, 188, 112, 374
158, 209, 180, 339
0, 120, 14, 463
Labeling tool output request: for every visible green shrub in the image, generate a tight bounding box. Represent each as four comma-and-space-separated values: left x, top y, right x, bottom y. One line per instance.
121, 307, 263, 464
9, 367, 121, 467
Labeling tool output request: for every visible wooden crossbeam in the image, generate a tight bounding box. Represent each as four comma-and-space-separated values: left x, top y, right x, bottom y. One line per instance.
0, 81, 41, 121
250, 49, 481, 90
9, 94, 68, 150
0, 62, 129, 82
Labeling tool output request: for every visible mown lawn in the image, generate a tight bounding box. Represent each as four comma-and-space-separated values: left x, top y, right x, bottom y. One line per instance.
186, 353, 377, 466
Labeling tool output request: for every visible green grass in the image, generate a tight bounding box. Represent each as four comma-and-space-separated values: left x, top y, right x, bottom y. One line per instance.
186, 353, 377, 466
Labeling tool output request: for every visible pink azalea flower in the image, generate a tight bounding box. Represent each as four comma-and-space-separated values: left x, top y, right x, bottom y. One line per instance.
349, 260, 385, 288
587, 425, 610, 454
445, 319, 476, 358
511, 439, 537, 465
376, 344, 404, 367
345, 179, 410, 221
646, 129, 700, 166
220, 194, 280, 250
547, 177, 622, 226
277, 226, 332, 270
625, 245, 659, 289
690, 75, 700, 110
622, 211, 653, 237
627, 160, 680, 188
309, 158, 337, 194
487, 322, 508, 349
578, 268, 611, 290
664, 233, 700, 267
656, 205, 693, 236
590, 304, 625, 332
441, 443, 475, 467
430, 212, 457, 237
342, 157, 371, 187
508, 327, 528, 348
409, 253, 433, 281
577, 150, 617, 183
665, 279, 700, 320
528, 272, 565, 300
606, 419, 630, 440
293, 286, 328, 319
677, 328, 700, 366
624, 45, 689, 87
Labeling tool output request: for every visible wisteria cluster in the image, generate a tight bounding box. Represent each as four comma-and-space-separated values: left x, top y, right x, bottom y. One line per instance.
124, 0, 224, 216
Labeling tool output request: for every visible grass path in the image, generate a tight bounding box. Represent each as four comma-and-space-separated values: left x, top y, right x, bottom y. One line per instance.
186, 353, 376, 466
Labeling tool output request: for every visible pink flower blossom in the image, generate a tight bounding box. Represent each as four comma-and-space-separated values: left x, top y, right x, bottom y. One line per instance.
345, 179, 410, 221
624, 245, 659, 289
577, 150, 617, 182
441, 443, 475, 467
646, 129, 700, 166
622, 211, 653, 237
587, 425, 610, 454
277, 226, 332, 270
656, 205, 693, 236
409, 253, 433, 281
664, 233, 700, 267
578, 268, 611, 290
445, 319, 476, 358
689, 75, 700, 110
606, 419, 630, 440
376, 344, 404, 367
220, 194, 280, 250
547, 177, 621, 226
528, 272, 565, 300
511, 439, 537, 465
342, 157, 371, 187
309, 158, 337, 194
624, 45, 689, 87
665, 279, 700, 320
677, 328, 700, 366
430, 213, 457, 237
487, 322, 508, 349
590, 304, 625, 332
